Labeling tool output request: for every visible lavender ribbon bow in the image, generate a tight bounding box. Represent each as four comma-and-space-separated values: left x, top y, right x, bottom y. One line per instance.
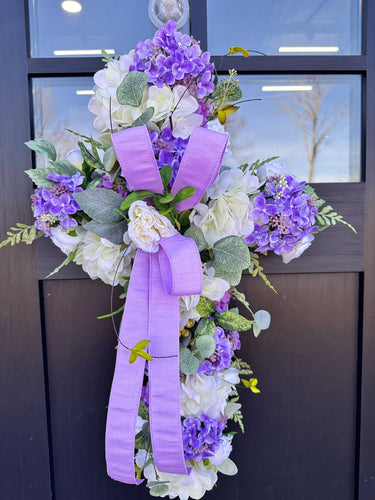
106, 125, 228, 484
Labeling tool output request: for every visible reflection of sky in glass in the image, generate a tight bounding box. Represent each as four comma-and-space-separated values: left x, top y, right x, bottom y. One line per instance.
32, 77, 96, 167
208, 0, 361, 55
223, 75, 361, 182
29, 0, 189, 57
32, 74, 361, 182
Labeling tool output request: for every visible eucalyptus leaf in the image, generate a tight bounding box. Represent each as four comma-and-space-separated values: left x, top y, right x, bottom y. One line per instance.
116, 71, 148, 107
179, 347, 200, 375
135, 430, 151, 451
149, 484, 170, 497
195, 317, 216, 337
195, 335, 216, 358
132, 107, 155, 127
212, 266, 242, 287
84, 219, 128, 245
196, 296, 216, 317
212, 236, 250, 273
184, 226, 207, 251
25, 167, 55, 188
25, 138, 56, 161
74, 189, 125, 223
216, 311, 252, 332
138, 401, 149, 421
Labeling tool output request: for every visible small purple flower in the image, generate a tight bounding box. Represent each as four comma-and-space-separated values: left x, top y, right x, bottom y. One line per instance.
182, 413, 224, 462
198, 327, 234, 374
148, 127, 188, 183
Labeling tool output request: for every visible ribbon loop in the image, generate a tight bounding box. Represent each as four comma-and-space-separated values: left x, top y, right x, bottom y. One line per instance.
106, 125, 228, 484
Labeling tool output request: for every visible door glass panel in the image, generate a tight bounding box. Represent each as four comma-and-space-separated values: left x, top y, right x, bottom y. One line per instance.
32, 77, 95, 167
208, 0, 361, 55
223, 75, 361, 182
29, 0, 189, 58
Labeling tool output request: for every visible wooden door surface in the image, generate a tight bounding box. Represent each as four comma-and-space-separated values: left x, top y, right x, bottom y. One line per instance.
1, 1, 375, 500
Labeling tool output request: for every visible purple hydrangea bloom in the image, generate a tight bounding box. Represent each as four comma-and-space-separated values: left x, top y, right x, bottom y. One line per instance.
182, 413, 224, 461
149, 127, 188, 183
32, 172, 84, 235
215, 291, 231, 313
198, 327, 235, 375
245, 174, 318, 254
130, 20, 215, 99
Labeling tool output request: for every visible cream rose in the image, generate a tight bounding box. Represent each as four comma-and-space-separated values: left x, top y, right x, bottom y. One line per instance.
127, 200, 176, 253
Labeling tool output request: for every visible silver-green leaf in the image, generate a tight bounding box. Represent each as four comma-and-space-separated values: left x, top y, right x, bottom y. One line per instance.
195, 317, 216, 337
84, 219, 128, 245
25, 139, 57, 161
195, 335, 216, 358
74, 189, 125, 223
184, 226, 207, 251
179, 346, 200, 375
116, 71, 148, 107
25, 167, 55, 188
132, 107, 155, 127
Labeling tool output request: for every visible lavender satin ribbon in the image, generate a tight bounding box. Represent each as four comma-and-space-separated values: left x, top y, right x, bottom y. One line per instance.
106, 125, 228, 484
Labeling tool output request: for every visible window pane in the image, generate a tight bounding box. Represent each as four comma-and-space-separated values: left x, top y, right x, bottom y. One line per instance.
208, 0, 361, 55
29, 1, 189, 58
32, 77, 95, 167
223, 75, 361, 182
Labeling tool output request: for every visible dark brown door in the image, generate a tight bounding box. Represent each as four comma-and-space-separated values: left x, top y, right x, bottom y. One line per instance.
1, 1, 375, 499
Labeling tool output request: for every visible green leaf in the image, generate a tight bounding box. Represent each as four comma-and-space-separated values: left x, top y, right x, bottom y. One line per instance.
178, 210, 191, 232
84, 219, 128, 245
149, 484, 169, 497
179, 347, 200, 375
121, 190, 154, 210
159, 165, 173, 190
25, 138, 56, 161
135, 430, 151, 450
116, 71, 148, 107
129, 351, 138, 364
136, 350, 153, 361
158, 193, 174, 204
25, 167, 55, 188
78, 141, 103, 169
195, 317, 216, 338
0, 223, 43, 248
45, 250, 77, 278
196, 296, 216, 317
173, 186, 196, 206
132, 107, 155, 127
212, 236, 250, 285
195, 335, 216, 358
86, 178, 102, 189
74, 189, 125, 223
53, 160, 80, 177
184, 226, 206, 251
216, 311, 252, 331
133, 340, 151, 350
138, 401, 149, 421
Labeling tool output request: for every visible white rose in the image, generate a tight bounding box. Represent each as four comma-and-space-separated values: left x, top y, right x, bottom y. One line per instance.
74, 228, 133, 286
144, 84, 174, 122
50, 226, 81, 255
180, 369, 240, 419
208, 168, 259, 200
127, 200, 176, 253
162, 85, 203, 139
281, 233, 315, 264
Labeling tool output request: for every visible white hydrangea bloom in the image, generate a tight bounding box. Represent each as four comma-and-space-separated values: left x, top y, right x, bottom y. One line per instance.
74, 228, 133, 286
136, 450, 217, 500
257, 160, 291, 184
145, 84, 174, 122
50, 226, 81, 255
127, 200, 177, 253
191, 168, 259, 247
209, 434, 233, 466
201, 264, 230, 301
163, 85, 203, 139
88, 52, 143, 133
180, 368, 240, 419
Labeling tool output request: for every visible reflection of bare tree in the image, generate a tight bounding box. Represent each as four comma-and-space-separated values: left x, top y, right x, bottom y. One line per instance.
282, 76, 347, 182
33, 87, 77, 167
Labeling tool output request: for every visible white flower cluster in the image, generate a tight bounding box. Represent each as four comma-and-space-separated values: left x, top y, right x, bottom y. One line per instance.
88, 60, 203, 139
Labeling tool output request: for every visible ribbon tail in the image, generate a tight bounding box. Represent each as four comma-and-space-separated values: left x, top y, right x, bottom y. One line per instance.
105, 250, 149, 484
148, 252, 187, 475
